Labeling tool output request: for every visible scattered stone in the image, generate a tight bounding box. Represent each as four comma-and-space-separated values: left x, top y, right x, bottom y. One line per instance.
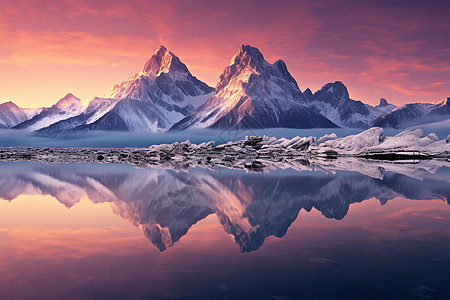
0, 129, 448, 172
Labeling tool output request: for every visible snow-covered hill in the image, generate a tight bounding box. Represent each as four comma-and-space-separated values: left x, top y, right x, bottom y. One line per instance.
372, 97, 450, 129
171, 45, 337, 131
0, 101, 42, 128
36, 97, 121, 136
14, 93, 84, 131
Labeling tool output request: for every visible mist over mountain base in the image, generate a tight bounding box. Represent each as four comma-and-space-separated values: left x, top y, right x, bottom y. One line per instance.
1, 126, 449, 148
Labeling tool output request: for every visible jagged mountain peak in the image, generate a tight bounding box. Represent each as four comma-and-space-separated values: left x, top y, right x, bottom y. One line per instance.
216, 44, 298, 93
312, 81, 352, 109
58, 45, 216, 133
0, 101, 29, 128
303, 81, 387, 128
107, 45, 213, 101
302, 88, 314, 100
54, 93, 82, 109
170, 45, 337, 130
229, 44, 265, 67
141, 45, 188, 76
13, 93, 85, 131
0, 101, 20, 109
434, 97, 450, 106
318, 81, 350, 100
376, 98, 390, 107
217, 44, 301, 97
373, 97, 397, 116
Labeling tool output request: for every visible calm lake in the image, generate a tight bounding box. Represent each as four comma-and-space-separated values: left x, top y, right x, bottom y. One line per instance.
0, 162, 449, 299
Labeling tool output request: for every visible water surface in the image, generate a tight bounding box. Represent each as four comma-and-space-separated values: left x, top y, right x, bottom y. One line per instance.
0, 162, 449, 299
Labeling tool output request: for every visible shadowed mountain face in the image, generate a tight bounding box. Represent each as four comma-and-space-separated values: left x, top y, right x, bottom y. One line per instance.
302, 82, 396, 128
0, 162, 448, 252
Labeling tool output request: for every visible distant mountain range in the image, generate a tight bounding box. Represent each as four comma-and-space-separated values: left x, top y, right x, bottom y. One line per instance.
0, 45, 448, 134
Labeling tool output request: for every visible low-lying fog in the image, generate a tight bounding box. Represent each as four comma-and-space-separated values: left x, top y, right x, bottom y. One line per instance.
0, 127, 446, 148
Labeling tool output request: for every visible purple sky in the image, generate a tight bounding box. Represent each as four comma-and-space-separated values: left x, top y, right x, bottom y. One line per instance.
0, 0, 448, 107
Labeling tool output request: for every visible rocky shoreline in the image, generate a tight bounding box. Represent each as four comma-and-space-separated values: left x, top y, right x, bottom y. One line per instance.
0, 128, 449, 174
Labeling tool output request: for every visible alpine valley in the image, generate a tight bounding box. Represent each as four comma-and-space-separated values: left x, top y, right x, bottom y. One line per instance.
1, 45, 448, 136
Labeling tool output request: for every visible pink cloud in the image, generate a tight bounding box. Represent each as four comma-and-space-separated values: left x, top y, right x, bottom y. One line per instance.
0, 0, 448, 106
0, 30, 157, 66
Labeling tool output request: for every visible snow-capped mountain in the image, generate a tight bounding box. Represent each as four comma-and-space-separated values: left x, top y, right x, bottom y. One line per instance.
36, 97, 121, 136
372, 97, 450, 129
94, 45, 214, 130
0, 101, 42, 128
375, 98, 397, 114
302, 82, 396, 128
76, 98, 168, 132
170, 45, 337, 131
37, 46, 214, 134
106, 46, 214, 105
0, 101, 30, 128
14, 93, 84, 131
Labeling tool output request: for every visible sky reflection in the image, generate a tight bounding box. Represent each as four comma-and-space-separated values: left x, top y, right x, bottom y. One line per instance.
0, 162, 449, 299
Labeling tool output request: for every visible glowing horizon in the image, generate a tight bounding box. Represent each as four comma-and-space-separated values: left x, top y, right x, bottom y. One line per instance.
0, 0, 448, 108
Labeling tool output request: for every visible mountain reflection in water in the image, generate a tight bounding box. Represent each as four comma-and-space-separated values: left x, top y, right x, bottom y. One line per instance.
0, 162, 448, 253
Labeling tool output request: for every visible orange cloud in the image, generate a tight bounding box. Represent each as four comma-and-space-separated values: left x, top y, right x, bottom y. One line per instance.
0, 0, 449, 107
0, 30, 157, 66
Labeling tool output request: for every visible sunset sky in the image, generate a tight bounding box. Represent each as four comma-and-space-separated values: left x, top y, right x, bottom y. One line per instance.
0, 0, 448, 108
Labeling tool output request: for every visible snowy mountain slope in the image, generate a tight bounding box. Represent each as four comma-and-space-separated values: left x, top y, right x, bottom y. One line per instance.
36, 97, 121, 136
37, 46, 214, 134
23, 108, 44, 119
0, 101, 42, 128
83, 97, 122, 124
103, 45, 214, 127
302, 82, 396, 128
75, 98, 167, 132
372, 97, 450, 129
171, 45, 337, 131
38, 95, 167, 134
13, 93, 84, 131
0, 101, 30, 128
375, 98, 397, 114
